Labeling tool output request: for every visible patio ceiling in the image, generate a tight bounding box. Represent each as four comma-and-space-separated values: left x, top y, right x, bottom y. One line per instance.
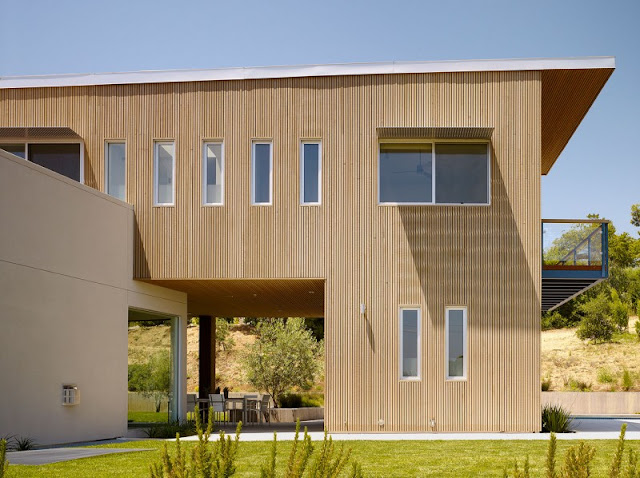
143, 278, 325, 318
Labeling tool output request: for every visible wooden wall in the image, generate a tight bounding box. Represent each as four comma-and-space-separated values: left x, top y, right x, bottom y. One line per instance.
0, 70, 541, 432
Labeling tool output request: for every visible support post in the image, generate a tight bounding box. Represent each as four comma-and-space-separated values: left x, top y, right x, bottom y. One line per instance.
198, 316, 216, 399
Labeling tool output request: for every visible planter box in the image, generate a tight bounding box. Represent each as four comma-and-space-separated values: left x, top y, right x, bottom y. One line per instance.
267, 407, 324, 423
542, 392, 640, 415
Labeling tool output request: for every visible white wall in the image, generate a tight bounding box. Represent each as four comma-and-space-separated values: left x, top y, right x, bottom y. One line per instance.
0, 150, 187, 445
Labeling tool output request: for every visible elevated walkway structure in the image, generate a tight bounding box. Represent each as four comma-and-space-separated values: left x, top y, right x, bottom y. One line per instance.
542, 219, 609, 311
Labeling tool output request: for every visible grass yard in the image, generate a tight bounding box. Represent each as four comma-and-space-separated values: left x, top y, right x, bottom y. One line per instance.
8, 439, 636, 477
127, 411, 169, 423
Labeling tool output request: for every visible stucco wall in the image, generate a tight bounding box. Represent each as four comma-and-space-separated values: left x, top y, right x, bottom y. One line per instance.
543, 392, 640, 415
0, 150, 187, 445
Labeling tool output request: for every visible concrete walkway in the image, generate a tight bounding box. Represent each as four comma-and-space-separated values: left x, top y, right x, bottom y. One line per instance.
6, 448, 153, 465
180, 417, 640, 442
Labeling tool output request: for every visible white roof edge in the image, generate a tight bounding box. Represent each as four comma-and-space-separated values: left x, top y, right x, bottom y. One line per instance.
0, 56, 615, 90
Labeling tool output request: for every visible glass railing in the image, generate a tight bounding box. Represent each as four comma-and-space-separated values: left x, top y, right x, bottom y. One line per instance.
542, 220, 609, 275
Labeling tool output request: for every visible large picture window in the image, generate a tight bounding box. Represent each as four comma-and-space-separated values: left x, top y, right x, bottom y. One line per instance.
446, 307, 467, 380
154, 141, 175, 206
203, 142, 224, 205
400, 308, 421, 380
28, 143, 82, 182
379, 142, 489, 205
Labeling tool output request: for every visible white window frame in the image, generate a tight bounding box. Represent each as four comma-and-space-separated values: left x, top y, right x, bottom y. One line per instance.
300, 140, 322, 205
153, 140, 176, 206
202, 141, 224, 206
445, 306, 468, 381
251, 140, 273, 206
105, 140, 126, 201
399, 307, 421, 381
378, 140, 490, 206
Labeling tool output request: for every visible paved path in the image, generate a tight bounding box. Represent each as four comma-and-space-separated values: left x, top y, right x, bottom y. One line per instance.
6, 448, 153, 465
180, 417, 640, 442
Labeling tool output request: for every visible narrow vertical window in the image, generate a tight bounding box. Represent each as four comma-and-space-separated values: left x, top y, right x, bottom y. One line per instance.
154, 141, 175, 206
301, 141, 321, 205
400, 308, 420, 380
252, 142, 272, 205
446, 307, 467, 379
106, 142, 126, 201
203, 142, 224, 205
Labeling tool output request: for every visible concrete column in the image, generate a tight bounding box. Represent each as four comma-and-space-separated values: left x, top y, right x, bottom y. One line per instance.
198, 316, 216, 399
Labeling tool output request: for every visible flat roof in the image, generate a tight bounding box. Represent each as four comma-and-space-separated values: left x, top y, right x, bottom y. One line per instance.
0, 56, 615, 89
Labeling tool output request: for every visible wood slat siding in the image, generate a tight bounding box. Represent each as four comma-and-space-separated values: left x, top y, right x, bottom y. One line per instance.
0, 71, 542, 432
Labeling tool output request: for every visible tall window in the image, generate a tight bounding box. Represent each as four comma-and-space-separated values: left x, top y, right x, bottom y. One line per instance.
379, 142, 489, 205
106, 142, 126, 201
252, 142, 272, 205
400, 308, 420, 380
154, 141, 175, 206
301, 141, 321, 205
446, 307, 467, 380
203, 142, 224, 205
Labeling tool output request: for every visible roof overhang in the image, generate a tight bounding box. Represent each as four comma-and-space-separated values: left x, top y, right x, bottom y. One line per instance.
0, 56, 615, 174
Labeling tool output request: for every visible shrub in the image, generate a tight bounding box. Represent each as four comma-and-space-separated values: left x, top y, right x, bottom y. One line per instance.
216, 317, 235, 352
541, 377, 552, 392
279, 393, 303, 408
622, 370, 634, 391
636, 320, 640, 341
565, 378, 591, 392
577, 293, 615, 343
259, 419, 364, 478
12, 436, 35, 451
609, 423, 627, 478
0, 439, 8, 478
611, 290, 630, 332
503, 456, 530, 478
598, 368, 615, 384
145, 420, 196, 439
562, 441, 596, 477
546, 432, 557, 478
149, 405, 242, 478
542, 311, 569, 331
542, 404, 573, 433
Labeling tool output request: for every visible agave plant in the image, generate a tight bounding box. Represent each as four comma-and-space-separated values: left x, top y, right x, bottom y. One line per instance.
542, 404, 573, 433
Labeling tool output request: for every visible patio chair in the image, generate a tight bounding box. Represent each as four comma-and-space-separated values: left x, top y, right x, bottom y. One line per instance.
209, 393, 227, 425
243, 394, 259, 425
259, 394, 272, 424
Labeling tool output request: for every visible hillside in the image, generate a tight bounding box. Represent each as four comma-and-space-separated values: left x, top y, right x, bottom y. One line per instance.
541, 316, 640, 391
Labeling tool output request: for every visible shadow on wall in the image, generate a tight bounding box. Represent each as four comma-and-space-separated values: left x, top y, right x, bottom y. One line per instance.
134, 212, 151, 278
397, 143, 541, 431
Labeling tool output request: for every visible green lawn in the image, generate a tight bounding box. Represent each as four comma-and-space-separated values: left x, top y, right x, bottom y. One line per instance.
127, 411, 169, 423
7, 439, 636, 477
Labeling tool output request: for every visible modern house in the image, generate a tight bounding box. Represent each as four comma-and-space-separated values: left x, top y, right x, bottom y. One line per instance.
0, 57, 613, 444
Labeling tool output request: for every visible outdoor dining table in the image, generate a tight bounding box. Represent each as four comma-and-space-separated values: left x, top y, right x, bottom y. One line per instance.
225, 396, 260, 424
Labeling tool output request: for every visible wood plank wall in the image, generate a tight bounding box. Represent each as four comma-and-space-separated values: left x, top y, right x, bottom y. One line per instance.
0, 71, 541, 432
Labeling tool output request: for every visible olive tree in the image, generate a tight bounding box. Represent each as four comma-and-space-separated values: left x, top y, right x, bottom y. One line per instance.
244, 318, 321, 407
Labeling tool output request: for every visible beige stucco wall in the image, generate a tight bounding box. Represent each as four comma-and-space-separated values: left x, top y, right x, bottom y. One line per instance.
0, 150, 187, 445
543, 392, 640, 415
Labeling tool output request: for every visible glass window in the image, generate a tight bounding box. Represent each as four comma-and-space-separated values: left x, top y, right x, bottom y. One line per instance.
106, 142, 126, 201
380, 144, 433, 203
203, 142, 224, 205
154, 142, 175, 205
0, 143, 26, 159
446, 307, 467, 379
301, 142, 321, 204
28, 143, 81, 182
400, 308, 420, 379
252, 142, 272, 205
435, 144, 488, 204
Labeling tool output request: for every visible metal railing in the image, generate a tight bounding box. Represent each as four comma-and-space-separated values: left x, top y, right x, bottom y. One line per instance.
542, 219, 609, 278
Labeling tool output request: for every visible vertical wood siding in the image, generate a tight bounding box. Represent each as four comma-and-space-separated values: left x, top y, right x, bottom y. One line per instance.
0, 71, 541, 432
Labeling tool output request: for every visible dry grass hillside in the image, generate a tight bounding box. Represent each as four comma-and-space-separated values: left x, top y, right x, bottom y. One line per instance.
129, 322, 324, 394
541, 316, 640, 391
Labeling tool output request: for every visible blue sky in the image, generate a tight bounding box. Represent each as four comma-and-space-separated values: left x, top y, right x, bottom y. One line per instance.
1, 0, 638, 233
